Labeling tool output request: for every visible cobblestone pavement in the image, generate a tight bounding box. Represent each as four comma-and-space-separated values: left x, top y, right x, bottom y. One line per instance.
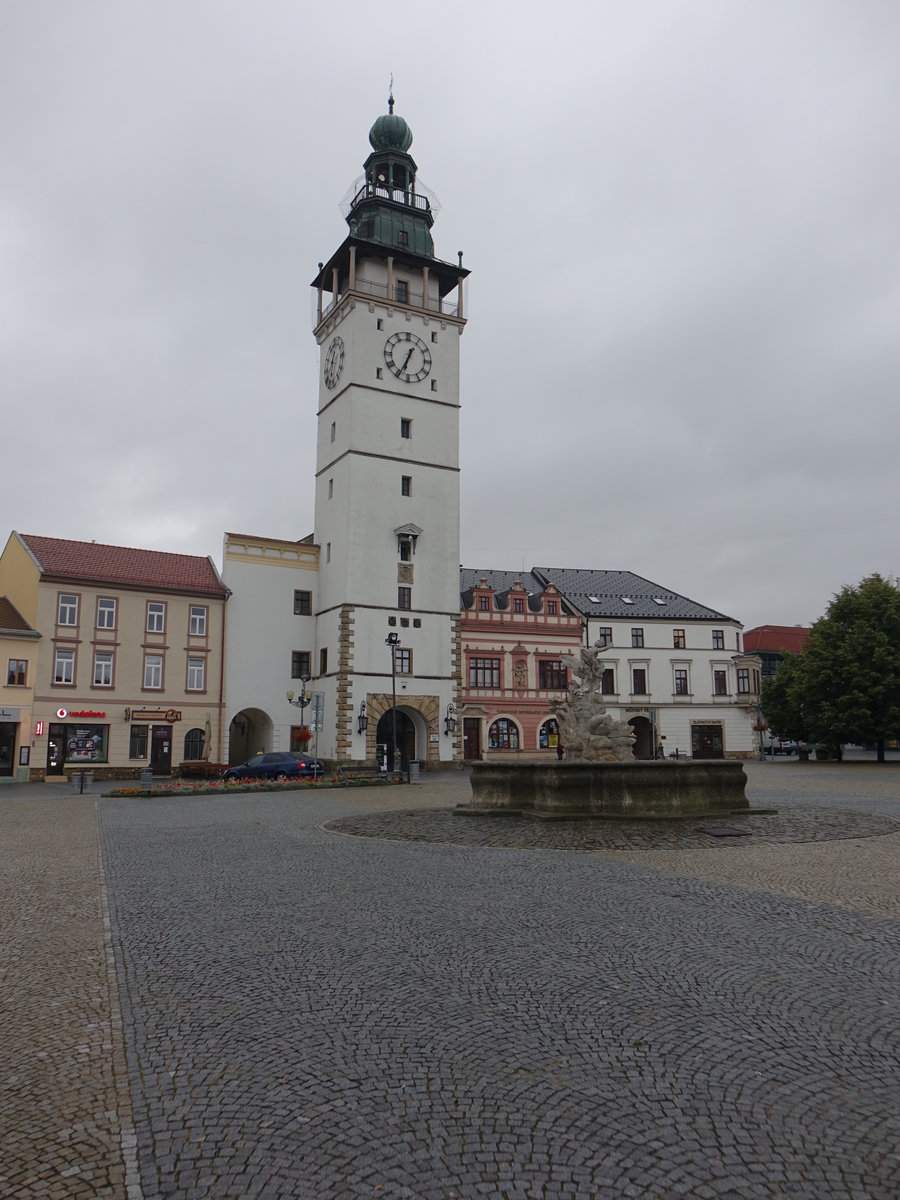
0, 793, 134, 1198
3, 762, 900, 1198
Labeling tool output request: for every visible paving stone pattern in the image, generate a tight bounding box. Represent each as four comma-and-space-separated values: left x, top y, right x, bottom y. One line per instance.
97, 771, 900, 1200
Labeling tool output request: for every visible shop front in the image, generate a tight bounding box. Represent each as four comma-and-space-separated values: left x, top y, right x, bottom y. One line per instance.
46, 708, 109, 777
0, 706, 19, 778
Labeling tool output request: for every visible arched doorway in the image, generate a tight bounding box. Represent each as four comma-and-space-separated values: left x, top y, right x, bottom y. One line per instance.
628, 715, 653, 760
228, 708, 274, 765
375, 709, 417, 770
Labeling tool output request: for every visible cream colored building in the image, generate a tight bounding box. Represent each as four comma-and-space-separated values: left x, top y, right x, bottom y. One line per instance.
0, 532, 229, 780
0, 597, 39, 782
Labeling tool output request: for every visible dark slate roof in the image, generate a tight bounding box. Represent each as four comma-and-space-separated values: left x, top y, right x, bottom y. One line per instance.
19, 534, 229, 597
0, 597, 39, 637
531, 568, 737, 622
459, 568, 551, 613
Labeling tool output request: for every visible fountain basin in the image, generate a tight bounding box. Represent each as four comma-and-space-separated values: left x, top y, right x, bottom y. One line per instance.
466, 759, 749, 820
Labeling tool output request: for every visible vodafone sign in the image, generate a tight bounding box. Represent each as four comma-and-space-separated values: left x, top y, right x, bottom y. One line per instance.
56, 708, 106, 720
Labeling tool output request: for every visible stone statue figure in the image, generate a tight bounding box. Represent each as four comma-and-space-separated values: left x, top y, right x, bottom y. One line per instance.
550, 641, 635, 763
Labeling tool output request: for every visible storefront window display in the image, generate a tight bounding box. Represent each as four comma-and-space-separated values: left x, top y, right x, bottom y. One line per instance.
48, 722, 109, 769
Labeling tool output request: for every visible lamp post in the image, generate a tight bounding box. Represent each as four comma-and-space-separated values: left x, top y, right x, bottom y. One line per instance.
286, 675, 311, 750
385, 633, 399, 776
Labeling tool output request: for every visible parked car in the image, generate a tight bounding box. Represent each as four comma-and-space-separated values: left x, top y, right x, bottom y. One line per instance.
223, 752, 324, 782
769, 741, 799, 756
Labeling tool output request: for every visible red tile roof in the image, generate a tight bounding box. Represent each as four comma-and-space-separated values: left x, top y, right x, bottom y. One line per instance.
742, 624, 810, 654
19, 534, 228, 597
0, 596, 37, 634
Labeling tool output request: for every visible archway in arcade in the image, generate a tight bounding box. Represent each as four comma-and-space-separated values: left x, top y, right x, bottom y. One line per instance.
628, 716, 654, 760
228, 708, 274, 766
375, 708, 417, 770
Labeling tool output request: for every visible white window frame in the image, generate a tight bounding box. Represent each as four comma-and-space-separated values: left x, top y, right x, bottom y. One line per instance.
58, 593, 78, 626
144, 654, 163, 689
54, 648, 75, 684
189, 606, 207, 637
96, 597, 117, 629
187, 657, 205, 691
93, 651, 114, 687
147, 603, 165, 633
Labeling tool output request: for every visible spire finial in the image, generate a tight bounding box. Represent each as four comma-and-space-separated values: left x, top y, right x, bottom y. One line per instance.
388, 75, 394, 114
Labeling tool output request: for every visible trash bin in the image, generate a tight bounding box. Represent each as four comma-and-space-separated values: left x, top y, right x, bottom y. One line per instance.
408, 761, 420, 782
140, 769, 153, 793
83, 771, 93, 791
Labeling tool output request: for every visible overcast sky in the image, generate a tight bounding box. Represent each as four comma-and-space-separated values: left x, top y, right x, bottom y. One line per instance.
3, 1, 898, 630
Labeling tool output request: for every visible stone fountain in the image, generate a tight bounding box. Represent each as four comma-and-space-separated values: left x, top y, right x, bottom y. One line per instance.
466, 642, 749, 819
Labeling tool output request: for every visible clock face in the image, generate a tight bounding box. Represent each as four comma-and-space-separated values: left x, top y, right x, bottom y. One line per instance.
384, 331, 432, 383
323, 336, 344, 389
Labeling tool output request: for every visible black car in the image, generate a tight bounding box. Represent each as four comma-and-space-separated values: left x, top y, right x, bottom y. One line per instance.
223, 752, 324, 782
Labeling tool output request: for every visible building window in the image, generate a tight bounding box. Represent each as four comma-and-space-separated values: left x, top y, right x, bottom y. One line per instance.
319, 648, 328, 675
376, 318, 383, 331
538, 719, 560, 750
539, 660, 568, 690
58, 593, 78, 626
376, 368, 383, 379
601, 668, 615, 694
632, 668, 647, 695
546, 600, 558, 615
596, 627, 612, 647
93, 652, 114, 687
326, 543, 332, 563
397, 230, 408, 246
293, 590, 312, 615
291, 651, 311, 679
143, 654, 163, 689
187, 657, 205, 691
54, 649, 75, 685
513, 597, 524, 613
129, 725, 148, 759
396, 648, 412, 674
737, 668, 751, 694
146, 602, 165, 633
674, 668, 689, 696
330, 421, 336, 443
97, 597, 116, 629
184, 728, 205, 760
328, 478, 334, 498
631, 628, 644, 648
478, 595, 490, 612
431, 331, 438, 343
712, 629, 725, 650
430, 380, 437, 392
399, 538, 412, 562
673, 629, 685, 649
469, 657, 501, 688
398, 586, 412, 610
488, 718, 519, 750
7, 659, 27, 686
395, 280, 409, 303
401, 418, 411, 438
401, 475, 412, 496
713, 670, 728, 696
189, 606, 207, 636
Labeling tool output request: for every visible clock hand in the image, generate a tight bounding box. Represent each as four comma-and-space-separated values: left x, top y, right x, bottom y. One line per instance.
400, 348, 415, 370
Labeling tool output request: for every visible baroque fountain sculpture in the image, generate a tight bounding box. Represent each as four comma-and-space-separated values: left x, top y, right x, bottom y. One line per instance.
465, 642, 750, 819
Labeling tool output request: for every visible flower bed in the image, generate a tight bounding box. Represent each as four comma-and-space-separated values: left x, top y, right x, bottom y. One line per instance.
107, 774, 391, 798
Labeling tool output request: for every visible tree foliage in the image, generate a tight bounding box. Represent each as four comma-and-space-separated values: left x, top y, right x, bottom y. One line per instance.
762, 574, 900, 760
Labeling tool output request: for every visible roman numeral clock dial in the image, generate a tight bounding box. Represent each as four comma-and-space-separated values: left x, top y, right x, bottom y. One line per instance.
384, 331, 432, 383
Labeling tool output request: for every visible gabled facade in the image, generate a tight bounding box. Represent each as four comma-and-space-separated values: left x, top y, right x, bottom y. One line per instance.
459, 571, 583, 761
742, 625, 810, 679
0, 532, 229, 780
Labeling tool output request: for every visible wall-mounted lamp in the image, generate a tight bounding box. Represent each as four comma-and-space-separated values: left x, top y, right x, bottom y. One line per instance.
357, 700, 368, 734
444, 702, 457, 737
123, 707, 131, 721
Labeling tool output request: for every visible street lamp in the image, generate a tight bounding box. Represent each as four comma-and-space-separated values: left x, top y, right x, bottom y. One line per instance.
444, 702, 457, 737
385, 632, 400, 775
286, 674, 311, 716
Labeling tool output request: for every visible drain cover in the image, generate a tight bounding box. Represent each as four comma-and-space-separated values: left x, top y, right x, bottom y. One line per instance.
700, 825, 752, 838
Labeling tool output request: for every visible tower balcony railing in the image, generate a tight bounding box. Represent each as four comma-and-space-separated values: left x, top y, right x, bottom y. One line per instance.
320, 277, 458, 321
349, 182, 431, 213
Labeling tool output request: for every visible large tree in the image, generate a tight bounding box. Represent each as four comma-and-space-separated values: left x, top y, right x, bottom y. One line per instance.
760, 651, 813, 745
764, 574, 900, 761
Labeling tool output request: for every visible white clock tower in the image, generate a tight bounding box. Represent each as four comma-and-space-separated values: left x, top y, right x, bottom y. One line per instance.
311, 98, 469, 768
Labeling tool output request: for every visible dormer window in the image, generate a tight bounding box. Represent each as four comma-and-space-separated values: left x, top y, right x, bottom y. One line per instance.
397, 230, 409, 246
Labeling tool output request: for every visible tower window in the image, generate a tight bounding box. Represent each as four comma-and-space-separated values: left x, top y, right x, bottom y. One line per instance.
430, 380, 437, 392
328, 478, 333, 499
397, 230, 408, 246
330, 421, 336, 443
431, 332, 437, 343
395, 280, 409, 304
326, 542, 332, 563
377, 318, 384, 330
376, 367, 383, 379
401, 475, 412, 496
398, 586, 412, 610
400, 418, 411, 438
320, 648, 328, 675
